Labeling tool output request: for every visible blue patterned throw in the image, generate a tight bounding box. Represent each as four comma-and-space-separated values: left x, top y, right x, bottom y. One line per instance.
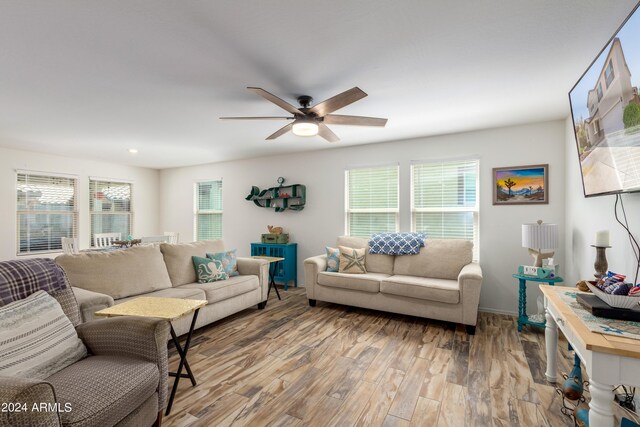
368, 233, 426, 256
0, 259, 70, 306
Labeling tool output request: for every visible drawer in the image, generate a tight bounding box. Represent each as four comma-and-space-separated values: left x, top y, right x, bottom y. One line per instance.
546, 299, 590, 366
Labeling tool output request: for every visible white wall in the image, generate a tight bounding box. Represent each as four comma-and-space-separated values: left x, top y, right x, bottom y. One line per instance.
0, 146, 160, 260
161, 120, 566, 314
564, 117, 640, 285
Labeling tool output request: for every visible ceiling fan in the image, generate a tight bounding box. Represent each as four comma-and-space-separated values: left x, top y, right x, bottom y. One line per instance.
220, 87, 387, 143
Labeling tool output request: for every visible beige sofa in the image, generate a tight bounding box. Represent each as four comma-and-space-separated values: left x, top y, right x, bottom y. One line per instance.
304, 236, 483, 334
56, 240, 269, 336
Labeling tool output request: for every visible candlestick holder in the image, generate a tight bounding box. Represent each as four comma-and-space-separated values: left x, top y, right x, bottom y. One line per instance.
590, 245, 611, 279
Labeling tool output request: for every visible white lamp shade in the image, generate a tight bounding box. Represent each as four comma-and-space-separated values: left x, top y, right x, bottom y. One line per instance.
292, 119, 319, 136
522, 222, 558, 250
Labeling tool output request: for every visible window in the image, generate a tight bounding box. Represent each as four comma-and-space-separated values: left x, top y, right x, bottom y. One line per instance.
90, 179, 132, 246
345, 165, 399, 238
597, 83, 603, 101
195, 181, 222, 240
17, 172, 78, 254
605, 60, 615, 87
411, 159, 479, 260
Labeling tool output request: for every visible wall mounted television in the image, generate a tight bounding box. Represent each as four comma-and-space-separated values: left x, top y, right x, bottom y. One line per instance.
569, 2, 640, 197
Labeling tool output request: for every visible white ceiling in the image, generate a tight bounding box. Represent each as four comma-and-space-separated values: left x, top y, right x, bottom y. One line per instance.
0, 1, 637, 169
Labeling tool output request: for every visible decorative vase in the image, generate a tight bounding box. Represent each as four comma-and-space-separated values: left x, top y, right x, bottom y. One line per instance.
562, 354, 584, 401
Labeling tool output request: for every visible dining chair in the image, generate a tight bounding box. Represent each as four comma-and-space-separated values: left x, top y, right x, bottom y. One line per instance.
163, 231, 179, 244
61, 237, 79, 255
94, 232, 121, 248
141, 235, 170, 244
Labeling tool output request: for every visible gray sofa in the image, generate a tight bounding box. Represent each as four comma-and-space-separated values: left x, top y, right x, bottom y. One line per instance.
56, 240, 269, 336
304, 236, 483, 334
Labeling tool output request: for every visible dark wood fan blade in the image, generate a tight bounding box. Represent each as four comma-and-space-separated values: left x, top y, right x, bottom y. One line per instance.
247, 87, 303, 115
318, 123, 340, 143
309, 87, 367, 117
219, 116, 292, 120
266, 123, 293, 140
323, 114, 387, 127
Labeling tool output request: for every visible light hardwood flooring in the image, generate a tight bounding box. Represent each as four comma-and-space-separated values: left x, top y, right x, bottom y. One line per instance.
165, 288, 638, 427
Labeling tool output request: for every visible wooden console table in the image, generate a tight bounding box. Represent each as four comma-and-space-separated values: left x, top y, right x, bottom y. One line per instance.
542, 285, 640, 427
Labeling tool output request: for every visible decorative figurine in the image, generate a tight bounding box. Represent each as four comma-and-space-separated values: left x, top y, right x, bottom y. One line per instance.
268, 225, 283, 235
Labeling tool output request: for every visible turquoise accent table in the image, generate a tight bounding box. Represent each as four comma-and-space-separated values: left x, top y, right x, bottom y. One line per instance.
250, 243, 297, 290
513, 273, 564, 332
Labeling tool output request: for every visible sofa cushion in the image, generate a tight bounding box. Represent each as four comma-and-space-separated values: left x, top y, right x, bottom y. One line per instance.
56, 245, 172, 299
326, 247, 340, 272
207, 249, 240, 277
392, 239, 473, 280
338, 246, 367, 274
47, 355, 158, 427
0, 291, 87, 380
179, 275, 259, 304
336, 236, 394, 275
160, 240, 225, 286
192, 256, 228, 283
380, 275, 460, 304
116, 287, 206, 304
317, 272, 389, 293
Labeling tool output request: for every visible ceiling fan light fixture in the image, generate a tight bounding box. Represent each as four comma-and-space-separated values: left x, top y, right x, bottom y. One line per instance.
292, 119, 319, 137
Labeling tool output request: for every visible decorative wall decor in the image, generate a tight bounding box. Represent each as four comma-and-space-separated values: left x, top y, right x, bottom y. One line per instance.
246, 177, 306, 212
493, 164, 548, 205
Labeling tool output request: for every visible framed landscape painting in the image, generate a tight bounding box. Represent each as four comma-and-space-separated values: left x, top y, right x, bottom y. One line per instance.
493, 164, 548, 205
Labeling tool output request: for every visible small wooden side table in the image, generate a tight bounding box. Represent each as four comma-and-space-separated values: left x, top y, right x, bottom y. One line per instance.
252, 255, 285, 303
95, 296, 207, 416
512, 274, 563, 331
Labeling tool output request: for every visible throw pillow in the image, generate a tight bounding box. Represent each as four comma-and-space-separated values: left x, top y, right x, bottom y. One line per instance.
0, 290, 87, 379
206, 249, 240, 277
338, 245, 367, 274
192, 256, 229, 283
326, 247, 340, 272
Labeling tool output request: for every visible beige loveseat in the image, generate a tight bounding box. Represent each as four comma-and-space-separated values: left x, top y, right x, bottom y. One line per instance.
304, 236, 483, 334
56, 240, 269, 336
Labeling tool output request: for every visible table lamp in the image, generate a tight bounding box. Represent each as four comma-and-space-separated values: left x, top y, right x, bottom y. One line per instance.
522, 220, 558, 267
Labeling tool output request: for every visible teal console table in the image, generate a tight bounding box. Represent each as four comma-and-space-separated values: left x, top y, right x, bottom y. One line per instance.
513, 273, 564, 332
251, 243, 297, 290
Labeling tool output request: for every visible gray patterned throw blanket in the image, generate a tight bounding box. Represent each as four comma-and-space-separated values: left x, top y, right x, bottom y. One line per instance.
0, 259, 70, 306
368, 232, 426, 255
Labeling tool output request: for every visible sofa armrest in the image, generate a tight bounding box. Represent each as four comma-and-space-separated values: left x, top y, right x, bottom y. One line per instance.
458, 262, 483, 326
303, 255, 327, 299
76, 317, 170, 409
0, 376, 61, 426
237, 257, 269, 302
72, 287, 114, 323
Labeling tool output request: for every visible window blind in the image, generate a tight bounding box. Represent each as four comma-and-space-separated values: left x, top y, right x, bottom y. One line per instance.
412, 159, 479, 260
195, 181, 222, 240
346, 165, 399, 238
89, 179, 132, 246
17, 173, 78, 254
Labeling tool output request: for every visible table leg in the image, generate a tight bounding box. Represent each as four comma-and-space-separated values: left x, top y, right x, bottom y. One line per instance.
169, 328, 196, 385
268, 261, 281, 300
589, 379, 615, 427
165, 308, 200, 416
544, 300, 558, 383
518, 278, 527, 332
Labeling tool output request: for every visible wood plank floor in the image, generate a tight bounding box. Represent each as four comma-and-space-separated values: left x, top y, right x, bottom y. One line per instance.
164, 288, 639, 427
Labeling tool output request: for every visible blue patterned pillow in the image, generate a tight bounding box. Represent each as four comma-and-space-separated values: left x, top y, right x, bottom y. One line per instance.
192, 256, 229, 283
369, 233, 426, 255
206, 249, 239, 277
326, 247, 340, 272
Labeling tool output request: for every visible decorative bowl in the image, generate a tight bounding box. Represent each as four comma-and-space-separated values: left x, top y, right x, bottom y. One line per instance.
586, 282, 640, 309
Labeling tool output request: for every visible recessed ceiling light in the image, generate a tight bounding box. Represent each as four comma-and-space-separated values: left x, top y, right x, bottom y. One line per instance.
128, 148, 138, 154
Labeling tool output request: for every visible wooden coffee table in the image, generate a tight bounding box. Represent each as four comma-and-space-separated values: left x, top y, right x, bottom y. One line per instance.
95, 297, 207, 416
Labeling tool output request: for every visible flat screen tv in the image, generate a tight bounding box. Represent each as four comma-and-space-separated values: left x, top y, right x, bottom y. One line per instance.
569, 2, 640, 197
